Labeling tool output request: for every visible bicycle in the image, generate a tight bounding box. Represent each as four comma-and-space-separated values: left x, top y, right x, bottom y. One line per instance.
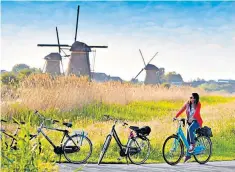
98, 115, 151, 165
0, 119, 28, 167
162, 118, 212, 165
0, 119, 26, 150
31, 110, 93, 164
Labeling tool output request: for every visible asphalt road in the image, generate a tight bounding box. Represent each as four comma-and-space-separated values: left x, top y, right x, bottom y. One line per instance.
59, 161, 235, 172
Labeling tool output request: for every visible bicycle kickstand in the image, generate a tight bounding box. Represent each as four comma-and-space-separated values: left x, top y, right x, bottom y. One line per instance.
59, 154, 62, 164
126, 156, 129, 165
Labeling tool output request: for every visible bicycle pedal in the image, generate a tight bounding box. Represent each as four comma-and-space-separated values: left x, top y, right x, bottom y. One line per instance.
117, 157, 122, 161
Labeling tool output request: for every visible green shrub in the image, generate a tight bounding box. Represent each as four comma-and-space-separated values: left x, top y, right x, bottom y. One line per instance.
1, 72, 19, 86
0, 120, 57, 171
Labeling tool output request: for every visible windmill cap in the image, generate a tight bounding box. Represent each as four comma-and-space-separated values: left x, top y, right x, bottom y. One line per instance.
70, 41, 91, 52
145, 64, 159, 71
44, 53, 62, 60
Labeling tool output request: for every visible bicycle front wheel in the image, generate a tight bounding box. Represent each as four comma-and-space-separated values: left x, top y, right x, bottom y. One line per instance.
127, 137, 151, 165
162, 135, 184, 165
63, 134, 92, 164
193, 136, 212, 164
98, 134, 112, 165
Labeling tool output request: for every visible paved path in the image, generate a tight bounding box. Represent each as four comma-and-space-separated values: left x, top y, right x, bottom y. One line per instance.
59, 161, 235, 172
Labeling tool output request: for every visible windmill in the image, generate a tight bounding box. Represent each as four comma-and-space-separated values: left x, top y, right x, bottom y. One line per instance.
37, 5, 108, 80
42, 27, 65, 76
133, 49, 160, 85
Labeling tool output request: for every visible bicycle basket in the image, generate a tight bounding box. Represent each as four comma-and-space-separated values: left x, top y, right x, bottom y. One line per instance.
196, 126, 213, 137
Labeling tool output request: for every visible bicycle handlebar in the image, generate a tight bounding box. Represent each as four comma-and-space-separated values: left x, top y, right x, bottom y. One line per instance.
34, 110, 59, 125
103, 114, 128, 126
1, 119, 7, 123
174, 118, 186, 127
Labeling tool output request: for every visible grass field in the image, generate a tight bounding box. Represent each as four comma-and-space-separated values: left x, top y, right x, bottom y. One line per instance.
1, 75, 235, 170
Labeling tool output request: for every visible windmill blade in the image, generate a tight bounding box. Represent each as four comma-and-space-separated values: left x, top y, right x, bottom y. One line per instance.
56, 27, 61, 53
146, 52, 158, 65
37, 44, 71, 47
139, 49, 146, 66
89, 46, 108, 48
74, 5, 80, 42
134, 68, 145, 80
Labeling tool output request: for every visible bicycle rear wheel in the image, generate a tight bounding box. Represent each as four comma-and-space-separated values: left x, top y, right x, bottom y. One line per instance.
162, 135, 184, 165
63, 134, 92, 164
98, 134, 112, 165
127, 137, 150, 165
193, 136, 212, 164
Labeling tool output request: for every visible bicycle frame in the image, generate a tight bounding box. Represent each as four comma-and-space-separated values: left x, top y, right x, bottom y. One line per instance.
109, 120, 134, 156
174, 120, 205, 155
32, 119, 69, 149
109, 121, 127, 150
31, 111, 83, 156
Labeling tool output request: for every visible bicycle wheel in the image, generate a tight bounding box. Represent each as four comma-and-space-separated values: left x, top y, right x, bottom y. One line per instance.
162, 135, 184, 165
193, 136, 212, 164
127, 137, 151, 165
63, 134, 92, 164
98, 134, 112, 165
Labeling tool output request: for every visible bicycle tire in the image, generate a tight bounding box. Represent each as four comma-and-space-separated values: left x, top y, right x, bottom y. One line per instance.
193, 136, 212, 164
98, 134, 112, 165
162, 135, 184, 165
127, 137, 151, 165
63, 134, 93, 164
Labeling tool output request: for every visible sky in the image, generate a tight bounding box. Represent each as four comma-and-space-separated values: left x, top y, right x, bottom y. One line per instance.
1, 1, 235, 82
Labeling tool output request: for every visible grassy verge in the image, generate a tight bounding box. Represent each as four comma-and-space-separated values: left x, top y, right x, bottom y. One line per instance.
1, 95, 235, 165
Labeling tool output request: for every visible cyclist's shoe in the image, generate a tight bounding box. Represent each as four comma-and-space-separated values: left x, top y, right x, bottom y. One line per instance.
188, 144, 196, 153
184, 156, 191, 163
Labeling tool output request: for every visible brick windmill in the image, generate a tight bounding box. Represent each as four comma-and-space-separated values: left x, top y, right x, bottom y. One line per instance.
132, 49, 160, 85
38, 5, 108, 80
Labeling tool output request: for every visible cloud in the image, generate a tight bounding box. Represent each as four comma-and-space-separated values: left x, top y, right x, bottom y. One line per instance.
206, 44, 223, 49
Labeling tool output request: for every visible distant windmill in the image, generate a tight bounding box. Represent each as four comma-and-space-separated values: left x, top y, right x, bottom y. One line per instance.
38, 5, 108, 80
42, 27, 64, 76
133, 49, 159, 85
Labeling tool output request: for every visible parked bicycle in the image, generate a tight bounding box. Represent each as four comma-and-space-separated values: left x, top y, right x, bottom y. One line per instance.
31, 110, 93, 164
0, 119, 26, 150
162, 118, 212, 165
98, 115, 151, 165
0, 119, 28, 167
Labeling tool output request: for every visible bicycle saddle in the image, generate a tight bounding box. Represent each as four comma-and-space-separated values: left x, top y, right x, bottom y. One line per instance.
63, 122, 72, 128
130, 126, 151, 136
129, 126, 140, 131
13, 120, 25, 125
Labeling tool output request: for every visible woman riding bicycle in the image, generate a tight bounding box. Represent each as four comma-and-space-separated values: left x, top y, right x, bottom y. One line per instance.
174, 93, 203, 163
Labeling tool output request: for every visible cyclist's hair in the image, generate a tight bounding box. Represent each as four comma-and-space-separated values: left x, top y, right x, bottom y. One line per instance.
189, 93, 199, 110
192, 93, 199, 105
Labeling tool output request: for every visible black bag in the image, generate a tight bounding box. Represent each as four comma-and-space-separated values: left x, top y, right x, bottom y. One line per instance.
196, 126, 213, 137
139, 126, 151, 136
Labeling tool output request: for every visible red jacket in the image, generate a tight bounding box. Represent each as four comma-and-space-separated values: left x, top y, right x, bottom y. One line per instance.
175, 101, 203, 127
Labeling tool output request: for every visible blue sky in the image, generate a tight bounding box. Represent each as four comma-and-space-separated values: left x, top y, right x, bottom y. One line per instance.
1, 1, 235, 81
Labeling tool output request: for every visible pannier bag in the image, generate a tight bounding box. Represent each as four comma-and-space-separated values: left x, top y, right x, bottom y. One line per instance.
196, 126, 213, 137
139, 126, 151, 136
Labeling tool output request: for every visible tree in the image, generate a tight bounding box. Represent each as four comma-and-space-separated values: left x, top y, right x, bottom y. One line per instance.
12, 64, 30, 73
164, 71, 184, 83
18, 69, 34, 79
